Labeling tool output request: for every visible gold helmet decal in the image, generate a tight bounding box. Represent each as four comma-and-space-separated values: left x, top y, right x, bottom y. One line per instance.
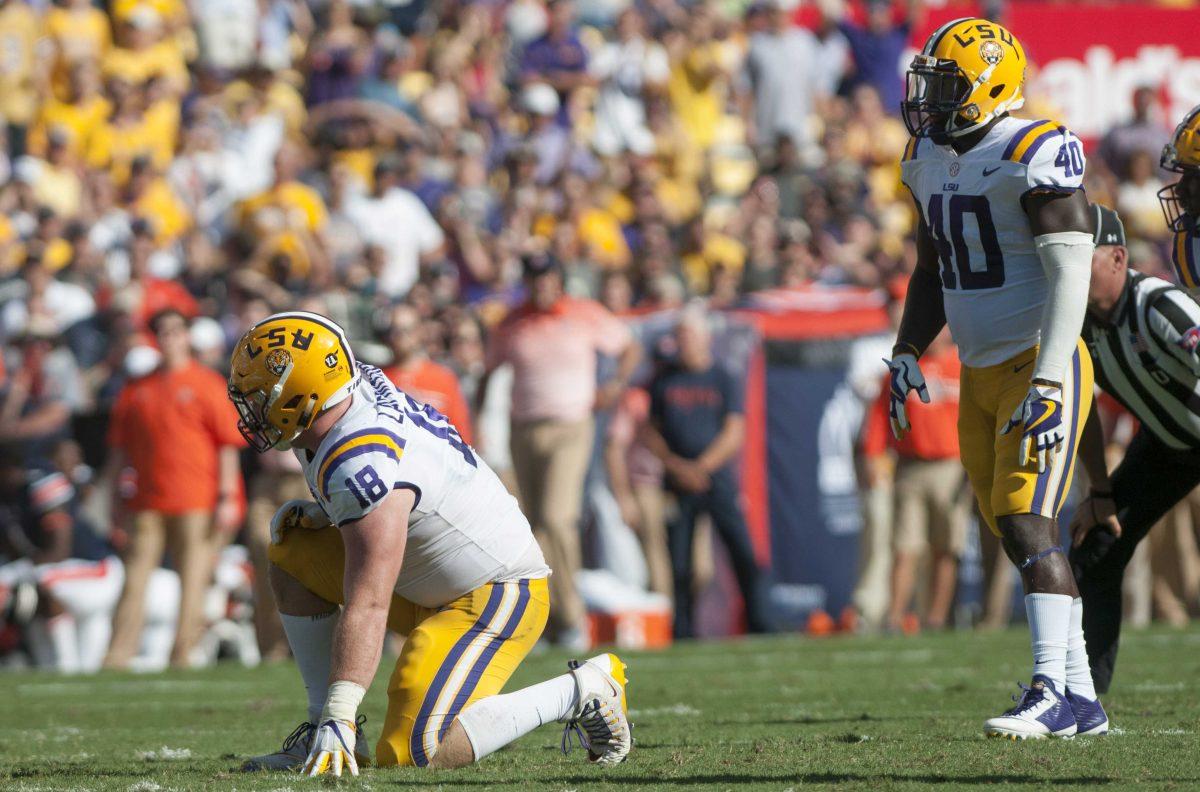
1159, 105, 1200, 232
902, 17, 1026, 142
228, 312, 359, 452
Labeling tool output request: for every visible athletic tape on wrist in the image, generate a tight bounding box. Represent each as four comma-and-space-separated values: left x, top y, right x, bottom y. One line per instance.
321, 680, 366, 724
1019, 545, 1063, 570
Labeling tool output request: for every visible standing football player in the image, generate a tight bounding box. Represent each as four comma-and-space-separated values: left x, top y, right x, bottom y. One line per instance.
889, 18, 1106, 738
229, 312, 630, 776
1160, 105, 1200, 291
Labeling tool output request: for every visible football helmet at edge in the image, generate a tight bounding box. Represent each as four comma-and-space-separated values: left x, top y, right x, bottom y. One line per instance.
902, 17, 1026, 143
228, 312, 359, 452
1159, 105, 1200, 232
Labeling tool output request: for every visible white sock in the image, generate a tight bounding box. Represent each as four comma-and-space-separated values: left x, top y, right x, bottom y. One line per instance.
1025, 593, 1071, 691
1065, 597, 1097, 700
281, 611, 339, 723
456, 673, 579, 761
76, 611, 113, 673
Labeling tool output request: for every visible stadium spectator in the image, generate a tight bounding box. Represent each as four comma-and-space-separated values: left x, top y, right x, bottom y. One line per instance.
589, 8, 669, 158
482, 253, 640, 649
519, 0, 590, 108
1097, 86, 1169, 182
826, 0, 919, 114
344, 157, 445, 299
742, 0, 822, 151
0, 314, 86, 462
644, 307, 771, 638
605, 386, 670, 597
862, 329, 967, 633
102, 308, 243, 669
381, 303, 474, 443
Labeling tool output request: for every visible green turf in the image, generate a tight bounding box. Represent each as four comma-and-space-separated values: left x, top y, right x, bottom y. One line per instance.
3, 626, 1200, 791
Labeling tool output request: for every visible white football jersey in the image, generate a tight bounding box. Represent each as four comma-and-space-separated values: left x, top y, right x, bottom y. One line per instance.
297, 363, 548, 608
901, 116, 1087, 367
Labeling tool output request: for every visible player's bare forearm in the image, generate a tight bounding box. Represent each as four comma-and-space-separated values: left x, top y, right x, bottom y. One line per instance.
1077, 407, 1111, 491
329, 490, 412, 689
895, 234, 947, 358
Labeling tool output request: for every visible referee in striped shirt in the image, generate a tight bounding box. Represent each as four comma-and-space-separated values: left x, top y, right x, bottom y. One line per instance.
1070, 203, 1200, 694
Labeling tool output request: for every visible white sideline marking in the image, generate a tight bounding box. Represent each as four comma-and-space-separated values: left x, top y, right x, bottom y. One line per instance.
136, 746, 192, 760
17, 679, 259, 696
1130, 681, 1185, 692
830, 649, 934, 665
628, 703, 700, 718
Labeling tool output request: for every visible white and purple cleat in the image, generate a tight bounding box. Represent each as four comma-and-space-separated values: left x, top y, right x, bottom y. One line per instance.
984, 675, 1078, 740
1065, 688, 1110, 736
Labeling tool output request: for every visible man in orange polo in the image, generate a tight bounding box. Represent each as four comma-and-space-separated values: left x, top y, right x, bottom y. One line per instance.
862, 329, 967, 633
380, 304, 473, 444
480, 253, 641, 649
103, 308, 244, 668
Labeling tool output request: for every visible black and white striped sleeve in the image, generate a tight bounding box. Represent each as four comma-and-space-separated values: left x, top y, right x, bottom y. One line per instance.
1145, 289, 1200, 377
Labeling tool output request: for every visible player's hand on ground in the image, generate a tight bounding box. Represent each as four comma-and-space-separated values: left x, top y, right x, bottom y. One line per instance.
884, 353, 930, 440
303, 719, 359, 778
270, 499, 332, 545
1000, 383, 1066, 474
1070, 494, 1123, 548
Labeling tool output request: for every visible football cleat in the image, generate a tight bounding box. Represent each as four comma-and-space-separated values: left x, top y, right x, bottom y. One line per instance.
1066, 689, 1110, 736
559, 653, 632, 765
984, 675, 1077, 740
241, 716, 371, 771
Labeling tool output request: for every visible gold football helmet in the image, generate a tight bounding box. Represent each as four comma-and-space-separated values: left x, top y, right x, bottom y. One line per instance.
1159, 105, 1200, 232
902, 17, 1026, 143
228, 312, 359, 452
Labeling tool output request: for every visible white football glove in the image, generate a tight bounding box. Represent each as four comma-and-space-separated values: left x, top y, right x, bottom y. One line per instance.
884, 352, 930, 440
269, 499, 331, 545
1000, 382, 1066, 474
303, 719, 359, 778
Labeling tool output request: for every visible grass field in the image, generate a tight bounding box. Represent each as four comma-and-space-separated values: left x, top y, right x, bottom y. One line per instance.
4, 626, 1200, 791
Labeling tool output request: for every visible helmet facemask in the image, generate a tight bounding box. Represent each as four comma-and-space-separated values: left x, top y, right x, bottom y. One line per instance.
1159, 144, 1200, 233
903, 56, 974, 143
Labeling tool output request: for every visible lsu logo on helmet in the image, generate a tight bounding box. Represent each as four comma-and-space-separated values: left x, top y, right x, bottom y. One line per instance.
1159, 105, 1200, 232
228, 312, 359, 452
902, 17, 1026, 143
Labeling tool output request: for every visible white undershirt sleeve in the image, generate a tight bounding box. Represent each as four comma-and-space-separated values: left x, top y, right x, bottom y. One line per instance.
1032, 231, 1094, 384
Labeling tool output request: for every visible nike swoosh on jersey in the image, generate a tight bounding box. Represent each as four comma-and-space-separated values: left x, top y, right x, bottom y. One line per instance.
983, 166, 1002, 176
1013, 359, 1033, 373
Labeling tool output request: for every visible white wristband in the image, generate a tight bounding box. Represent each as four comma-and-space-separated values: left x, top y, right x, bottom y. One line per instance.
320, 680, 366, 724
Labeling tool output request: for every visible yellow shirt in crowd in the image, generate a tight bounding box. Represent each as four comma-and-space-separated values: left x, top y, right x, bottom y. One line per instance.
29, 95, 112, 158
0, 1, 40, 125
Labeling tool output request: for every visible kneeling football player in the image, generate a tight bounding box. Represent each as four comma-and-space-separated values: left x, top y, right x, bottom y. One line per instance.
229, 312, 630, 776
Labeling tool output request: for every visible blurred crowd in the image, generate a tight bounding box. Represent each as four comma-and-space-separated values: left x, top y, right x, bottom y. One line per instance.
1, 0, 1198, 671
